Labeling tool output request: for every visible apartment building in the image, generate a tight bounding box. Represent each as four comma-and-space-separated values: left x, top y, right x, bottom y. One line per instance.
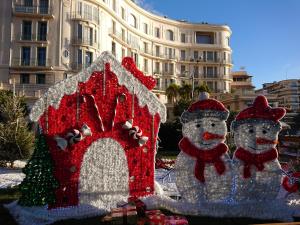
256, 79, 300, 112
218, 70, 280, 112
0, 0, 233, 106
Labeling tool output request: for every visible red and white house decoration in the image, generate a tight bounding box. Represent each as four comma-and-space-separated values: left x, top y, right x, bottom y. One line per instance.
7, 52, 166, 224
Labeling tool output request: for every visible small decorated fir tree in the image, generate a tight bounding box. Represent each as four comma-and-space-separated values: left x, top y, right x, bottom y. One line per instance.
18, 132, 59, 206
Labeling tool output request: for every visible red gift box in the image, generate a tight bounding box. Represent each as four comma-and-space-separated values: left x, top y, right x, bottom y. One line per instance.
111, 205, 137, 225
146, 210, 166, 225
165, 215, 189, 225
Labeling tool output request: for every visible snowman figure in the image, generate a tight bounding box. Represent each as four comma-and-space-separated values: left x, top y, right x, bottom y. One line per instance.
232, 95, 286, 202
175, 92, 231, 203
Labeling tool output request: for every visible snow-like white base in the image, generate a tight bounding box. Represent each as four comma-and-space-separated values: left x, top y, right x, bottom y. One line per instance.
0, 168, 25, 189
5, 201, 108, 225
141, 194, 300, 221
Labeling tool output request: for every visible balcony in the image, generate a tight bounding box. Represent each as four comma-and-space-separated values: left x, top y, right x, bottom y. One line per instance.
11, 58, 52, 70
109, 29, 127, 45
16, 33, 48, 43
72, 37, 98, 48
13, 5, 54, 19
71, 12, 99, 25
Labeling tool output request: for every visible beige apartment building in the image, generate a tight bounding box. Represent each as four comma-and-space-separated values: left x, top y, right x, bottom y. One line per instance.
0, 0, 233, 106
218, 70, 278, 112
256, 79, 300, 112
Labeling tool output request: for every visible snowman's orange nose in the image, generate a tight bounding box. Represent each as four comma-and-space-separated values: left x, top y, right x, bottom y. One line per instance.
256, 138, 278, 145
202, 132, 224, 140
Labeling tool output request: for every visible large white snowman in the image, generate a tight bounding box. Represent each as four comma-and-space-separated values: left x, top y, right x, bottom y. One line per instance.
175, 93, 232, 203
232, 95, 286, 202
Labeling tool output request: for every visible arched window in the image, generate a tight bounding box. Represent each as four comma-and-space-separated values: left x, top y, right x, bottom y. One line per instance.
129, 13, 137, 28
166, 29, 174, 41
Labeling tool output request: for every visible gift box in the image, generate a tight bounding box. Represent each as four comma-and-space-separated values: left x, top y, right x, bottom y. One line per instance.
145, 210, 166, 225
165, 215, 189, 225
111, 205, 138, 225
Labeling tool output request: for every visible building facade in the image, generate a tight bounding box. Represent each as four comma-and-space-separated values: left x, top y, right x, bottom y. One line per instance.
256, 79, 300, 112
218, 70, 279, 112
0, 0, 233, 106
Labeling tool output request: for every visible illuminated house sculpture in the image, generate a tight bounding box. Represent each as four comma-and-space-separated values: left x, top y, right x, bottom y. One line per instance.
6, 51, 166, 225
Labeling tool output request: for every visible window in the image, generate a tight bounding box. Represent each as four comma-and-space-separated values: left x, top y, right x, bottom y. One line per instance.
77, 1, 82, 15
112, 41, 116, 56
39, 0, 49, 14
112, 0, 116, 12
93, 7, 99, 24
143, 59, 148, 72
180, 65, 186, 75
24, 0, 33, 6
21, 47, 30, 66
154, 27, 160, 38
181, 33, 186, 43
194, 66, 199, 78
194, 51, 198, 60
223, 52, 226, 61
143, 42, 148, 53
38, 21, 47, 41
22, 21, 32, 40
112, 20, 116, 34
180, 50, 186, 61
226, 37, 230, 46
37, 47, 46, 66
78, 49, 82, 64
20, 74, 30, 84
89, 27, 93, 45
166, 29, 174, 41
94, 29, 97, 43
207, 51, 214, 61
204, 66, 217, 78
195, 31, 214, 44
155, 46, 160, 57
85, 51, 93, 66
143, 23, 148, 34
129, 14, 137, 28
122, 48, 125, 58
165, 47, 174, 59
156, 79, 160, 89
121, 7, 125, 19
36, 74, 45, 84
155, 62, 160, 73
77, 24, 82, 40
206, 81, 214, 91
121, 28, 125, 41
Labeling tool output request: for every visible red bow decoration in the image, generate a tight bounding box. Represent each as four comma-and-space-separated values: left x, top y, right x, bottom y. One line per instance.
234, 147, 278, 178
179, 137, 228, 183
282, 172, 300, 193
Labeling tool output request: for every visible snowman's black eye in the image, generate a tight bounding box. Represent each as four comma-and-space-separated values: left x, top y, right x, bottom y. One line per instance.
211, 123, 215, 127
262, 130, 267, 134
196, 124, 201, 128
249, 129, 254, 133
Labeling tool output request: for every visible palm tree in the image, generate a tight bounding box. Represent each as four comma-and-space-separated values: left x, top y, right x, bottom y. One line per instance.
165, 83, 180, 103
179, 84, 192, 101
194, 83, 211, 99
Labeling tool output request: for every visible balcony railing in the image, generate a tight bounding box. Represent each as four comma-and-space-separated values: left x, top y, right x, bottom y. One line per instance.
17, 33, 48, 42
72, 37, 98, 48
71, 12, 99, 25
12, 58, 52, 68
14, 5, 53, 16
71, 62, 92, 71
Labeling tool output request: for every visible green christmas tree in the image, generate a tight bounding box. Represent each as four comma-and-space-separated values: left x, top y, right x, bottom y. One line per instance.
18, 132, 59, 206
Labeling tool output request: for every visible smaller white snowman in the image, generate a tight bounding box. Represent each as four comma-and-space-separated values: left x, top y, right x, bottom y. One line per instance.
175, 92, 232, 203
232, 95, 286, 202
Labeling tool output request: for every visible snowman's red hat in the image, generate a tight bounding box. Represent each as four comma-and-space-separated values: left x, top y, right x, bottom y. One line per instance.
231, 95, 286, 129
181, 92, 229, 123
